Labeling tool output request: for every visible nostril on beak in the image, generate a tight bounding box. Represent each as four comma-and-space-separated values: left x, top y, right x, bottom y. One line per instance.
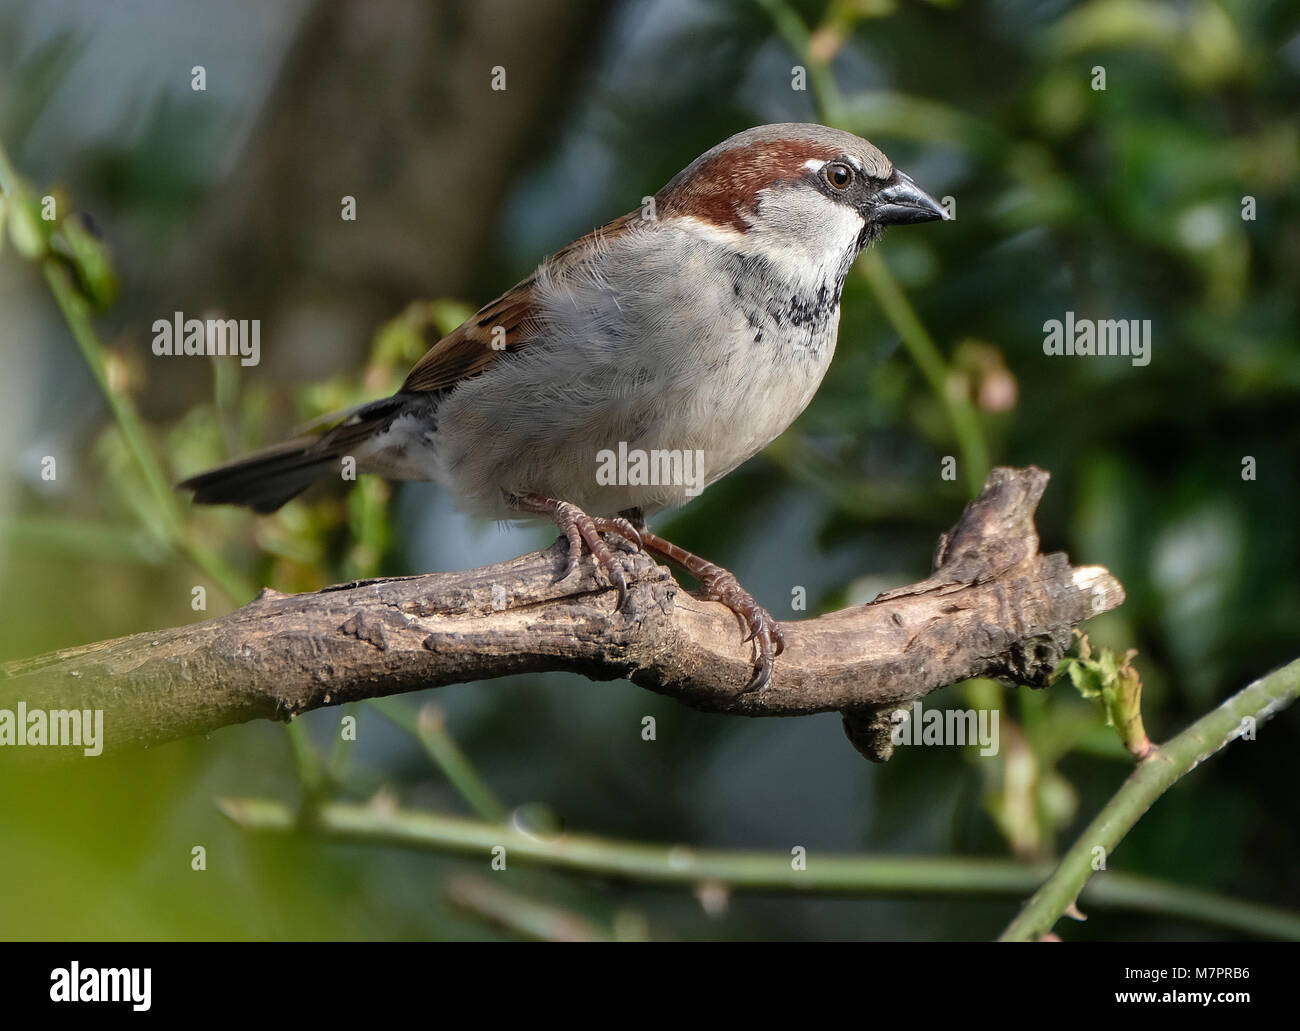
873, 171, 949, 225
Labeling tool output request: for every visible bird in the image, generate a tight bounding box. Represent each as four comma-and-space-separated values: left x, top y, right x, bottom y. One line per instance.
180, 123, 949, 690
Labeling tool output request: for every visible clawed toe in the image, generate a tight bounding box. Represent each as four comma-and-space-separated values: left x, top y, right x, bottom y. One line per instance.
632, 527, 788, 692
739, 605, 783, 692
699, 570, 783, 692
512, 493, 785, 688
521, 495, 637, 607
598, 516, 643, 553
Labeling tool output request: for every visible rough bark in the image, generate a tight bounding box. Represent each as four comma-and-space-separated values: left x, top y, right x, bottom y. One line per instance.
0, 467, 1124, 759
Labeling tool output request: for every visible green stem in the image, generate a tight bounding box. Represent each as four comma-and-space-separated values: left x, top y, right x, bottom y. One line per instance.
42, 262, 254, 603
756, 0, 989, 495
752, 0, 844, 123
2, 135, 254, 605
369, 698, 508, 822
42, 262, 182, 537
218, 795, 1300, 939
0, 141, 24, 198
284, 718, 324, 798
447, 877, 622, 942
1000, 657, 1300, 941
859, 252, 989, 493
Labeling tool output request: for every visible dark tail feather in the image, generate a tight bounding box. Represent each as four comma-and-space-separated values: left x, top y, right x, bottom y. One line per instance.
179, 395, 413, 513
178, 439, 339, 513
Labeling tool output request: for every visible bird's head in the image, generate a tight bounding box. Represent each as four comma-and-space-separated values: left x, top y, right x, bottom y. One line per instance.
656, 123, 948, 274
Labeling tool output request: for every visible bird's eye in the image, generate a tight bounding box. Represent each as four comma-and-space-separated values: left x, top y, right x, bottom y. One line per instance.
825, 162, 853, 190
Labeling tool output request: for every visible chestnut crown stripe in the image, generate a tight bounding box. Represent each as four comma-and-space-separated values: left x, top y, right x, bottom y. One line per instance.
657, 140, 845, 232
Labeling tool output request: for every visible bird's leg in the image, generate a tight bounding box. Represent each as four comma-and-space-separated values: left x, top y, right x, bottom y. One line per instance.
619, 508, 786, 692
507, 493, 642, 607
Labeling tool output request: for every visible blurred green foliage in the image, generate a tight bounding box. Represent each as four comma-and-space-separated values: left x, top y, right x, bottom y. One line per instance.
1, 0, 1297, 941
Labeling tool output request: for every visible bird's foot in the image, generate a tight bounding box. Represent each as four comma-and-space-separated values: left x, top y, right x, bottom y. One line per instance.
697, 566, 786, 692
507, 493, 643, 607
634, 525, 786, 692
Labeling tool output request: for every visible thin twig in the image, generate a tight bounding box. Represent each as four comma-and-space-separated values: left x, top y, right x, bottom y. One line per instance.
369, 699, 509, 822
217, 795, 1300, 939
1000, 656, 1300, 940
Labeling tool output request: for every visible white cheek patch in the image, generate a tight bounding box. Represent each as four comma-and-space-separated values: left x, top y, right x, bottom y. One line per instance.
741, 187, 866, 292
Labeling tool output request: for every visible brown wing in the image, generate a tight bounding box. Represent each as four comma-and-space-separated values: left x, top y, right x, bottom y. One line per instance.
399, 212, 640, 396
400, 276, 541, 393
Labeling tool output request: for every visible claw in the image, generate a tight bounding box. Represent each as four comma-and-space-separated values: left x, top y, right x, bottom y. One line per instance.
512, 493, 637, 607
556, 519, 585, 582
605, 557, 629, 609
739, 616, 779, 691
690, 566, 783, 692
611, 519, 643, 552
743, 656, 774, 693
630, 526, 788, 692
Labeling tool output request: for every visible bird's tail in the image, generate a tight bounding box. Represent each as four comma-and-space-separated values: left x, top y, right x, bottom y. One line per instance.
178, 439, 342, 513
178, 395, 411, 513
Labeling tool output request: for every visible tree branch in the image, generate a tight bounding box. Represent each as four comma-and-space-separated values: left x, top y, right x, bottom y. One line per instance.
999, 655, 1300, 941
1, 466, 1123, 757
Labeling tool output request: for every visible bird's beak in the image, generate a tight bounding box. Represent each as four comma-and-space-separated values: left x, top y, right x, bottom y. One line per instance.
871, 170, 950, 225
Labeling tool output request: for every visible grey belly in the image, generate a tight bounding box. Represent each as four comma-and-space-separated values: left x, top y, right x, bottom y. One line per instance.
431, 331, 835, 518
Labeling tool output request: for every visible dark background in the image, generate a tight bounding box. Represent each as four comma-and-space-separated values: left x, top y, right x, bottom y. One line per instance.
0, 0, 1297, 940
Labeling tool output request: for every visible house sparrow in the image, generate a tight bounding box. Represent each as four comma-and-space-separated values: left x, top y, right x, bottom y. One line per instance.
181, 123, 948, 690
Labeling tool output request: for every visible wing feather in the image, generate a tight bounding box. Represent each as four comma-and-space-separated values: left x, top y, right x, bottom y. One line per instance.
399, 212, 640, 395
